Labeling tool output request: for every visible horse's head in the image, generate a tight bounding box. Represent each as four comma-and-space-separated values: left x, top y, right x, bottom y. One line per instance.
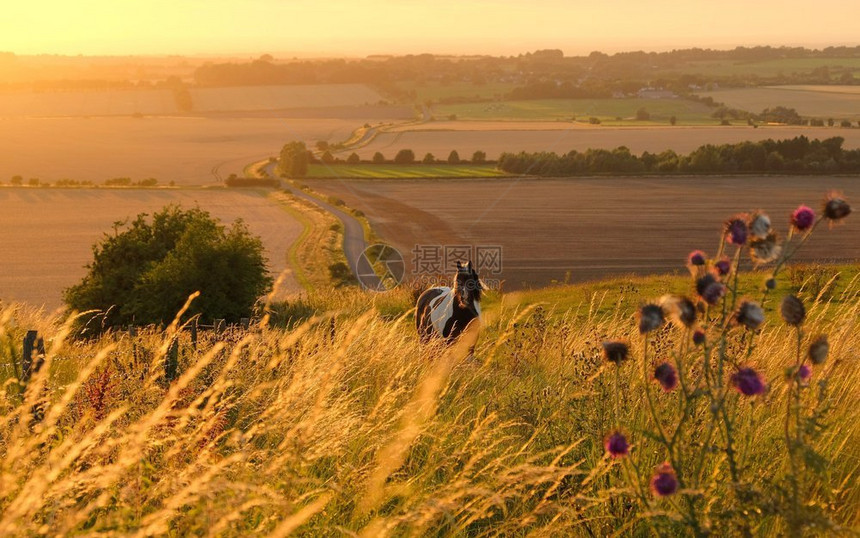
454, 260, 483, 308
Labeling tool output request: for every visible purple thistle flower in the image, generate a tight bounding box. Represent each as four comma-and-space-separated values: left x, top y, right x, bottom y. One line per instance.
604, 431, 629, 458
638, 304, 665, 334
797, 364, 812, 383
724, 215, 749, 245
735, 300, 765, 330
693, 329, 706, 346
791, 205, 816, 232
731, 367, 767, 396
808, 335, 829, 365
823, 192, 851, 221
654, 362, 678, 392
780, 295, 806, 326
602, 340, 630, 364
687, 250, 707, 266
650, 463, 678, 497
714, 257, 732, 276
701, 281, 726, 305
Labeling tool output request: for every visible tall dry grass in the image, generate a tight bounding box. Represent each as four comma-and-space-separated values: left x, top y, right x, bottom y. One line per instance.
0, 267, 857, 536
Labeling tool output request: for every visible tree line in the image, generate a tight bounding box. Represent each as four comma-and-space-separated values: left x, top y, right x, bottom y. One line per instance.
497, 136, 860, 176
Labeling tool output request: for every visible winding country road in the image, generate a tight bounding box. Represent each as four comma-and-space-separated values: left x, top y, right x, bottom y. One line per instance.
263, 161, 381, 289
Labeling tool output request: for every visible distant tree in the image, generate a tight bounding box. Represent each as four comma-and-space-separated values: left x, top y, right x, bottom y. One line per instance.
472, 150, 487, 164
827, 118, 835, 127
372, 152, 386, 164
315, 140, 329, 151
278, 141, 309, 177
11, 175, 22, 186
394, 149, 415, 164
28, 178, 40, 187
635, 107, 650, 121
669, 115, 677, 126
588, 117, 601, 124
422, 152, 436, 164
346, 152, 361, 164
64, 205, 272, 331
321, 150, 335, 164
840, 120, 853, 128
447, 150, 461, 164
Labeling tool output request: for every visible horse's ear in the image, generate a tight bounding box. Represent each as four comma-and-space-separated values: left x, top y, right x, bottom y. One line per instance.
467, 260, 473, 271
456, 261, 462, 269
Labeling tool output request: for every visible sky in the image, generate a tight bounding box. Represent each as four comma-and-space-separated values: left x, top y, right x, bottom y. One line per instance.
2, 0, 859, 57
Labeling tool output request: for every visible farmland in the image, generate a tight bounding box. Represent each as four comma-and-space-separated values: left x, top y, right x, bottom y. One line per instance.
305, 175, 860, 289
433, 98, 715, 124
351, 125, 860, 161
701, 85, 860, 120
306, 163, 506, 179
0, 84, 412, 185
0, 188, 303, 308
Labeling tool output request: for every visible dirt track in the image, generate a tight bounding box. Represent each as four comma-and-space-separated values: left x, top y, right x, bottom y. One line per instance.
306, 176, 860, 290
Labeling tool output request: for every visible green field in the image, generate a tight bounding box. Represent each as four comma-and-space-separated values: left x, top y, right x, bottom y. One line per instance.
656, 57, 860, 78
306, 163, 506, 178
433, 98, 717, 124
397, 81, 519, 103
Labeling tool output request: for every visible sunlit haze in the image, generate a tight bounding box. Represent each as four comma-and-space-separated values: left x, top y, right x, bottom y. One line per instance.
3, 0, 859, 57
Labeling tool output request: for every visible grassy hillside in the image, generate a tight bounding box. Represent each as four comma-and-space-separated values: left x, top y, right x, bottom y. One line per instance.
1, 252, 858, 535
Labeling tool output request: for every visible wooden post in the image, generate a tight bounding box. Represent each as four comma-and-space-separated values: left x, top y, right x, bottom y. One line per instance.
190, 321, 198, 350
22, 330, 45, 383
165, 338, 179, 383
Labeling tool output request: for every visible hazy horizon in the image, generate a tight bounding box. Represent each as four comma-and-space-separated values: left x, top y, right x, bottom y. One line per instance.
3, 0, 859, 58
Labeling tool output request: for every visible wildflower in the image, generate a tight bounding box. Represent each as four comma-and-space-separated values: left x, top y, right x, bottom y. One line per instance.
638, 304, 665, 334
749, 211, 772, 239
650, 463, 678, 497
687, 250, 707, 266
604, 431, 629, 458
658, 295, 697, 328
602, 341, 629, 364
735, 300, 765, 330
731, 367, 767, 396
696, 274, 726, 305
797, 364, 812, 383
714, 257, 732, 276
750, 232, 782, 265
822, 193, 851, 221
790, 205, 815, 232
724, 215, 749, 245
780, 295, 806, 326
808, 335, 829, 365
693, 329, 706, 346
654, 362, 678, 392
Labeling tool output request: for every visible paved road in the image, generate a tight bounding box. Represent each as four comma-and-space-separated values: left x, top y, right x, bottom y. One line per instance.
264, 161, 381, 289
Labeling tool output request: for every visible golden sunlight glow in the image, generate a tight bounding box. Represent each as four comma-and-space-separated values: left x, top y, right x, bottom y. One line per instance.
2, 0, 859, 57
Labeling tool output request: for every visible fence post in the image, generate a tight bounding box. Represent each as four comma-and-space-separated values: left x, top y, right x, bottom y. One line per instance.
22, 330, 45, 383
165, 338, 179, 384
190, 320, 198, 350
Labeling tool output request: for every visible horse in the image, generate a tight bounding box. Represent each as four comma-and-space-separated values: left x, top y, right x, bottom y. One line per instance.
415, 260, 484, 343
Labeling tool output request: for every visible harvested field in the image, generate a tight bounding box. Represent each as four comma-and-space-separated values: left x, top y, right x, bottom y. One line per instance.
0, 115, 404, 185
433, 98, 714, 124
354, 125, 860, 161
0, 188, 302, 308
306, 163, 505, 179
0, 84, 391, 117
701, 85, 860, 120
305, 176, 860, 290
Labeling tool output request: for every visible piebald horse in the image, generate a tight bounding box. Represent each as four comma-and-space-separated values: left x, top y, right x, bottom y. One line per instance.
415, 261, 483, 343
